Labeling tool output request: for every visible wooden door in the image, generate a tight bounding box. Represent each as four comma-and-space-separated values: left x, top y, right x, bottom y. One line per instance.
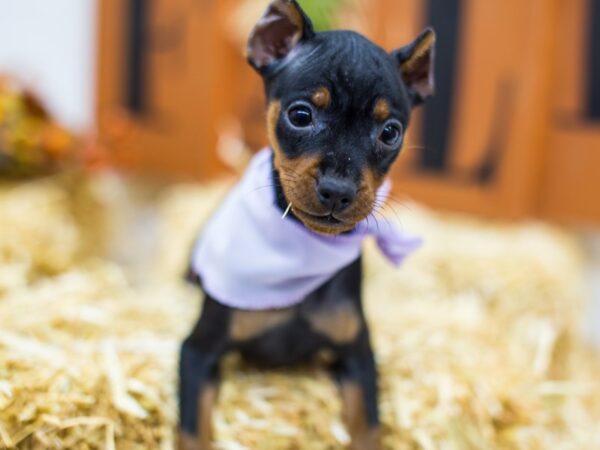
97, 0, 237, 179
539, 0, 600, 225
366, 0, 560, 219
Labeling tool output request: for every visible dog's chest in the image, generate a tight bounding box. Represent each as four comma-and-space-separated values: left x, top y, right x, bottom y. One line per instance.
225, 256, 364, 366
230, 299, 361, 343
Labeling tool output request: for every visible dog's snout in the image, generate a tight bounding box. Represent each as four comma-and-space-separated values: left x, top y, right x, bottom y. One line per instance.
316, 176, 356, 212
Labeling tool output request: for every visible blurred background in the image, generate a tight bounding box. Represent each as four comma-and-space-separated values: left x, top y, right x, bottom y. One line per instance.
2, 0, 600, 222
1, 0, 600, 449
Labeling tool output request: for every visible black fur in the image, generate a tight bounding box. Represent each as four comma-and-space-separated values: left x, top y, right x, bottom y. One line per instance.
268, 30, 413, 178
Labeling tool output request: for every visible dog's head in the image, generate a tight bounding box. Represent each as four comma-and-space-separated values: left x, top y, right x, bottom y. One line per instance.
247, 0, 435, 235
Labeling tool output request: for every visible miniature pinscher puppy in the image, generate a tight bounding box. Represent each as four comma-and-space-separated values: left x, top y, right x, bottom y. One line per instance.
179, 1, 435, 449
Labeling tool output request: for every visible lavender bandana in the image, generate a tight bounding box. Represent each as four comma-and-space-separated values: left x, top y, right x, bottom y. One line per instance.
191, 149, 422, 310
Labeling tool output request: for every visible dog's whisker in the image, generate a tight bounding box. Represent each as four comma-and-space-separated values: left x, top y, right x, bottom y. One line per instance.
368, 212, 381, 234
404, 144, 429, 151
376, 192, 404, 204
281, 202, 293, 219
380, 202, 403, 223
372, 208, 393, 230
251, 184, 279, 193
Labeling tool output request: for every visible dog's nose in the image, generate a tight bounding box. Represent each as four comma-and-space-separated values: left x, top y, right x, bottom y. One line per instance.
316, 176, 356, 212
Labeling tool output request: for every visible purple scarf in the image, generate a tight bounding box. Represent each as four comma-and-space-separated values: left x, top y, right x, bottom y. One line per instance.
191, 149, 422, 310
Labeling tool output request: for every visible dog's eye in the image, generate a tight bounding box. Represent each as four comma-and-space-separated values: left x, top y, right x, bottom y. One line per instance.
288, 105, 313, 128
379, 122, 402, 147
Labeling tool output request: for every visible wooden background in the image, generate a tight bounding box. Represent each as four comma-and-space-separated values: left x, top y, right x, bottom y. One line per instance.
97, 0, 600, 225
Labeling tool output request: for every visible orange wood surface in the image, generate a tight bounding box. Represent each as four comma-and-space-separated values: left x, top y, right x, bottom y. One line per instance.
539, 0, 600, 225
97, 0, 231, 180
541, 127, 600, 225
376, 0, 560, 219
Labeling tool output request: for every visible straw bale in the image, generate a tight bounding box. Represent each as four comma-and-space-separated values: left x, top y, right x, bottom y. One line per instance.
0, 177, 599, 449
0, 179, 81, 292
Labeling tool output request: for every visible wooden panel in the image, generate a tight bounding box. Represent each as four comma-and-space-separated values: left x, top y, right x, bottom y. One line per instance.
541, 127, 600, 224
97, 0, 231, 180
540, 0, 600, 224
550, 0, 589, 119
383, 0, 560, 219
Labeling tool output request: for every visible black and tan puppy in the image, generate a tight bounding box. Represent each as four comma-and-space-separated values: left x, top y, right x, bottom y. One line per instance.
179, 1, 435, 448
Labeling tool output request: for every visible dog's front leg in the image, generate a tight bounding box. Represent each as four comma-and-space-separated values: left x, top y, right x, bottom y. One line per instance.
178, 341, 220, 450
334, 331, 381, 450
179, 296, 230, 450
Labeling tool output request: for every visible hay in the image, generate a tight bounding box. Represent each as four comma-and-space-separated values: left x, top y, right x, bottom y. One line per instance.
0, 176, 599, 449
0, 178, 81, 291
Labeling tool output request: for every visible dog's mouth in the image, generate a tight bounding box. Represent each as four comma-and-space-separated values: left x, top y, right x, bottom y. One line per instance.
295, 209, 343, 225
292, 207, 357, 234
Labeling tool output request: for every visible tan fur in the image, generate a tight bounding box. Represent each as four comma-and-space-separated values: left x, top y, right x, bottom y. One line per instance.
373, 99, 391, 121
230, 309, 294, 341
363, 168, 385, 196
400, 30, 435, 72
305, 302, 361, 344
177, 385, 218, 450
178, 431, 199, 450
341, 382, 381, 450
267, 100, 321, 190
311, 86, 331, 109
199, 385, 216, 450
267, 101, 283, 160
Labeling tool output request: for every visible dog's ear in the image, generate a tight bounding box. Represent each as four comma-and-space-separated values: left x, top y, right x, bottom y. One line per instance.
392, 28, 436, 106
247, 0, 315, 72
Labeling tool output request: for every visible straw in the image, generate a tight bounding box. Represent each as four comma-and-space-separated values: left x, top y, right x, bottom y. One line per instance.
0, 175, 598, 449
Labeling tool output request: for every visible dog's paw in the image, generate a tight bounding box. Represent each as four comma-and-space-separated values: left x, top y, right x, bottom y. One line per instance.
178, 430, 213, 450
349, 428, 381, 450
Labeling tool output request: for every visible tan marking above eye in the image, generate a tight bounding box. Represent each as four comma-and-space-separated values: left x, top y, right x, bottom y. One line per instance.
373, 99, 391, 121
311, 87, 331, 109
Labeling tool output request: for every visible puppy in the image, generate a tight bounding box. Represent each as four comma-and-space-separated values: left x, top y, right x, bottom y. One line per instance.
179, 1, 435, 448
